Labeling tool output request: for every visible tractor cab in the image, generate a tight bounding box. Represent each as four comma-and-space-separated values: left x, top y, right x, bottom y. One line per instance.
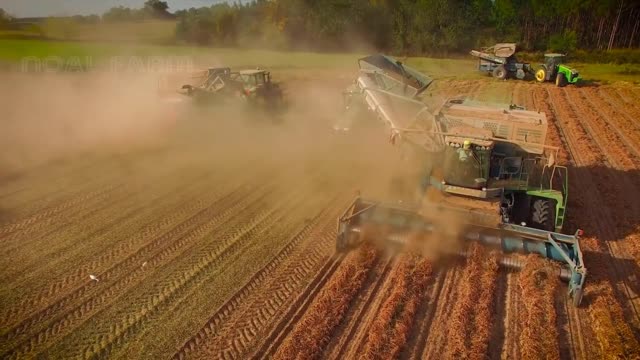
238, 69, 271, 89
536, 54, 580, 86
233, 69, 283, 109
544, 54, 565, 71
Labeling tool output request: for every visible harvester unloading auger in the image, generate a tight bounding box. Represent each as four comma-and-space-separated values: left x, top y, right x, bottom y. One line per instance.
336, 54, 586, 306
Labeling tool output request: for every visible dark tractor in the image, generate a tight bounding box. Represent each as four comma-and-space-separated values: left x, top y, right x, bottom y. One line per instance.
237, 69, 284, 111
535, 54, 581, 87
180, 68, 284, 111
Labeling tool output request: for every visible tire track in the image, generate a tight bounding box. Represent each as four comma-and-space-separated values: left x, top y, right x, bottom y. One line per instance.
0, 167, 261, 343
551, 87, 640, 310
1, 160, 270, 323
0, 168, 220, 324
185, 209, 342, 358
0, 155, 123, 211
324, 256, 396, 360
2, 176, 280, 358
572, 88, 640, 167
42, 177, 317, 360
420, 263, 463, 359
360, 255, 433, 360
171, 197, 345, 359
542, 87, 639, 353
612, 86, 640, 113
248, 253, 346, 359
401, 266, 447, 360
502, 272, 521, 359
486, 269, 508, 359
595, 87, 640, 135
0, 184, 121, 239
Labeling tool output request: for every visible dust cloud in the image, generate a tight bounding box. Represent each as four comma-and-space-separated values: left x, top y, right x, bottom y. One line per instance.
0, 71, 179, 173
0, 60, 470, 264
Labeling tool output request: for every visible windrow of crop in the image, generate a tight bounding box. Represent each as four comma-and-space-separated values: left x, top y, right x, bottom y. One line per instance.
273, 245, 378, 359
361, 254, 433, 360
518, 256, 560, 360
443, 243, 499, 360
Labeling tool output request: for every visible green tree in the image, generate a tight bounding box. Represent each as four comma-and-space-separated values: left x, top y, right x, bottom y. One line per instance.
144, 0, 171, 18
0, 8, 12, 28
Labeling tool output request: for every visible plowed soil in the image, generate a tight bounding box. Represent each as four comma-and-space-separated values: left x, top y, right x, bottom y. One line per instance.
1, 74, 639, 359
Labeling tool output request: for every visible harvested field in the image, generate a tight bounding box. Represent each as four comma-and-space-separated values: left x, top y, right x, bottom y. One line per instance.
1, 71, 640, 359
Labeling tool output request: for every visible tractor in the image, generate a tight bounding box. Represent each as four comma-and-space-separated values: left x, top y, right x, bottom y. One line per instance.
335, 54, 586, 306
535, 54, 581, 87
180, 67, 284, 111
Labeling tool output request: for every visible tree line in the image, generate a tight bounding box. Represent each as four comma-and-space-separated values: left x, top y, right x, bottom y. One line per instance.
173, 0, 639, 54
2, 0, 638, 55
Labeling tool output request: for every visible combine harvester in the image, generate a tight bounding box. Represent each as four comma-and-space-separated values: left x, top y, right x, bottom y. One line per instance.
337, 54, 586, 306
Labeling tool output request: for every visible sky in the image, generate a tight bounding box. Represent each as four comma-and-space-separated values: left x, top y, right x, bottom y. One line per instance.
0, 0, 237, 18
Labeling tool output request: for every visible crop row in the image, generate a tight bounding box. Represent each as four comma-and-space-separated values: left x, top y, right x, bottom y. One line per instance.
273, 245, 378, 359
518, 256, 560, 359
361, 253, 433, 360
443, 243, 499, 360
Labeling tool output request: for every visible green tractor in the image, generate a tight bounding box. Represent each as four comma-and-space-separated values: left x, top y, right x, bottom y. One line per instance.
535, 54, 581, 87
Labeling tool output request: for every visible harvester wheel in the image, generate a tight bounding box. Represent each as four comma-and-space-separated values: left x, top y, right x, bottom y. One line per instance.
535, 68, 546, 83
555, 73, 567, 87
336, 233, 347, 252
573, 288, 584, 307
336, 231, 358, 252
493, 66, 507, 80
530, 198, 556, 232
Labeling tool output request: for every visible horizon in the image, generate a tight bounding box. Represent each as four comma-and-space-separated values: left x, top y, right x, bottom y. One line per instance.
0, 0, 238, 18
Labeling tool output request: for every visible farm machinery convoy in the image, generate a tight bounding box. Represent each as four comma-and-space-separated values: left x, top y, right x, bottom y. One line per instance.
470, 43, 581, 86
336, 54, 586, 306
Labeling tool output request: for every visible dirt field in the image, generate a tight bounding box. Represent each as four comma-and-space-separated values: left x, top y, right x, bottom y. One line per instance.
1, 71, 639, 359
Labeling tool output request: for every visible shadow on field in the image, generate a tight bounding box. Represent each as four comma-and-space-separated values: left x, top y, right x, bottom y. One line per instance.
565, 165, 640, 243
582, 251, 640, 301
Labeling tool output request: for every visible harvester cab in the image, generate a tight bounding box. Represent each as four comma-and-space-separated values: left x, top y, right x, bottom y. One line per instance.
336, 54, 586, 306
535, 54, 581, 87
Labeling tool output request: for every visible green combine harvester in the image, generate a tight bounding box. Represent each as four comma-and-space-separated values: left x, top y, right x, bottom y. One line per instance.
535, 54, 581, 87
336, 54, 586, 306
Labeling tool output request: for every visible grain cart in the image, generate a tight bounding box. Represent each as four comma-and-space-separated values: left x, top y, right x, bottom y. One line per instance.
469, 43, 533, 80
336, 54, 586, 306
535, 54, 581, 87
180, 67, 284, 110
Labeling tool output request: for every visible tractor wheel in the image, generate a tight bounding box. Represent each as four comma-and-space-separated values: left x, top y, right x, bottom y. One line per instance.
530, 198, 556, 232
493, 66, 507, 80
555, 73, 567, 87
535, 68, 546, 83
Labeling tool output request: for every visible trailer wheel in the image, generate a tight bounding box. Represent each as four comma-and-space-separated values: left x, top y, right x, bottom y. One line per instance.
535, 68, 546, 83
516, 68, 526, 80
530, 198, 556, 232
493, 66, 507, 80
555, 73, 567, 87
